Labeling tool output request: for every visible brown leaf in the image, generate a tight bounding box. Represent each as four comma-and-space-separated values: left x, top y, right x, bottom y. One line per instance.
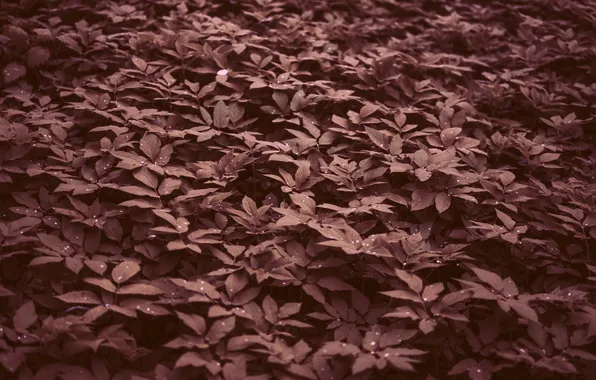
0, 352, 24, 373
508, 299, 539, 322
213, 100, 229, 129
225, 271, 248, 299
272, 91, 289, 112
360, 103, 380, 119
176, 311, 206, 335
262, 295, 279, 323
132, 55, 148, 71
112, 261, 141, 284
418, 318, 437, 334
205, 316, 236, 344
411, 189, 435, 211
352, 354, 377, 374
133, 167, 159, 188
175, 352, 208, 369
471, 267, 503, 290
317, 277, 355, 292
435, 192, 451, 213
496, 209, 516, 230
56, 291, 101, 304
413, 149, 429, 168
421, 283, 445, 302
27, 46, 50, 68
84, 278, 117, 293
381, 289, 421, 303
440, 127, 462, 146
241, 195, 258, 216
139, 133, 161, 160
103, 218, 123, 241
117, 283, 164, 295
13, 300, 36, 330
394, 269, 424, 293
2, 62, 27, 84
158, 178, 181, 196
539, 153, 560, 163
231, 287, 261, 305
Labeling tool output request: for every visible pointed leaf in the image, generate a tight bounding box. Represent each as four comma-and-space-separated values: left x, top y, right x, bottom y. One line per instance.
112, 261, 141, 284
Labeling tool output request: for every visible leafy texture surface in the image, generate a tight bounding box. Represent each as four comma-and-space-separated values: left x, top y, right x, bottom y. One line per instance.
0, 0, 595, 379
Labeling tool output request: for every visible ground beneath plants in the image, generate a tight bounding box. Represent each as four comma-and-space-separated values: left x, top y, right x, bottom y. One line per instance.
1, 0, 596, 379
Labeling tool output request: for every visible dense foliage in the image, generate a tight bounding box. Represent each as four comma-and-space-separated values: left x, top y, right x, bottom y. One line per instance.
1, 0, 595, 379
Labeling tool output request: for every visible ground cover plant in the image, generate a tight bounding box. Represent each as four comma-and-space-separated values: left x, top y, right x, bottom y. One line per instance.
0, 0, 595, 378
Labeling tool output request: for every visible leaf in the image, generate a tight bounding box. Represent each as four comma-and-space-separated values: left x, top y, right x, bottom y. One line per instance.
0, 352, 25, 373
133, 167, 159, 188
411, 189, 435, 211
440, 127, 461, 146
232, 287, 261, 305
448, 359, 477, 375
117, 283, 164, 295
262, 295, 278, 323
421, 283, 444, 302
394, 269, 424, 293
241, 195, 257, 215
158, 178, 182, 196
539, 153, 560, 163
103, 218, 123, 241
508, 299, 539, 322
352, 354, 377, 374
294, 160, 311, 186
413, 150, 429, 168
389, 134, 403, 155
272, 91, 289, 111
365, 127, 387, 149
471, 267, 503, 291
225, 271, 249, 298
380, 290, 421, 303
418, 318, 437, 334
139, 133, 161, 160
535, 357, 577, 374
13, 300, 36, 330
279, 302, 301, 319
27, 46, 50, 68
213, 100, 229, 129
2, 62, 27, 84
112, 261, 141, 284
176, 311, 206, 335
290, 90, 307, 111
56, 291, 101, 305
132, 55, 148, 71
227, 335, 270, 351
441, 290, 472, 306
435, 192, 451, 213
360, 103, 380, 119
175, 352, 208, 369
37, 233, 72, 254
205, 316, 236, 344
317, 277, 355, 291
84, 278, 117, 293
496, 209, 516, 230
